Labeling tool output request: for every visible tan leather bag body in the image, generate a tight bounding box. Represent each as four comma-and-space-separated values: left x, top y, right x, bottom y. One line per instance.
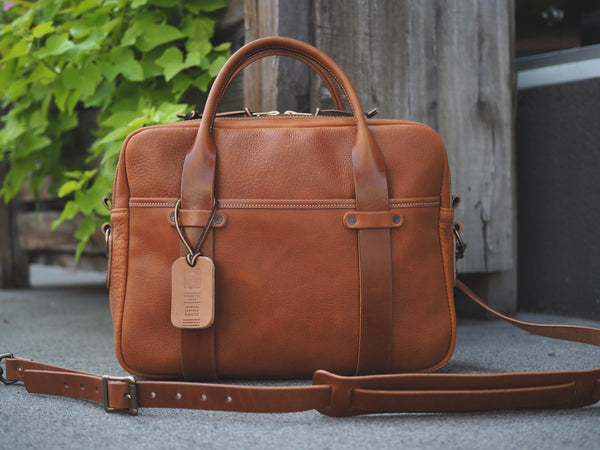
107, 37, 457, 380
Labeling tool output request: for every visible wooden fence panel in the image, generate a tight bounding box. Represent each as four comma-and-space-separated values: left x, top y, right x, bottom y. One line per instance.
244, 0, 517, 311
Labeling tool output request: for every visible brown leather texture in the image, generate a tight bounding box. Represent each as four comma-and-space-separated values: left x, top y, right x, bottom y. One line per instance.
107, 37, 457, 379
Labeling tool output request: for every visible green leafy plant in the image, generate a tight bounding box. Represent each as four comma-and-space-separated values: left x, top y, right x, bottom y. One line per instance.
0, 0, 230, 258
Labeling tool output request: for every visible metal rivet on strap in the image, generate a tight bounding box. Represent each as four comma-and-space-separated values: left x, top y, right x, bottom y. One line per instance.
214, 215, 223, 225
347, 215, 357, 225
393, 215, 401, 224
226, 396, 233, 403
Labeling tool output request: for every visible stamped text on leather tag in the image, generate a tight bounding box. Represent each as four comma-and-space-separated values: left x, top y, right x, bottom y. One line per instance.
171, 256, 215, 329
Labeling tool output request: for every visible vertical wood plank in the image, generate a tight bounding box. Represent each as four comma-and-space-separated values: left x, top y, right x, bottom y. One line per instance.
312, 0, 515, 273
245, 0, 517, 311
244, 0, 279, 111
244, 0, 311, 112
0, 163, 29, 287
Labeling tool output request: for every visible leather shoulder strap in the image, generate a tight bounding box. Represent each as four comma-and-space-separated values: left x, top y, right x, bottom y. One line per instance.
3, 281, 600, 416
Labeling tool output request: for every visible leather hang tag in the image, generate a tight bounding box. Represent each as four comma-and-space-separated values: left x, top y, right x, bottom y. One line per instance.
171, 256, 215, 329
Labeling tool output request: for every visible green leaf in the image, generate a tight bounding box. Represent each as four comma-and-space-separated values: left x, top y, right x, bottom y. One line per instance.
181, 16, 215, 42
75, 0, 101, 15
20, 135, 52, 156
140, 51, 163, 78
84, 80, 116, 108
193, 72, 212, 92
155, 47, 185, 81
75, 190, 97, 216
135, 24, 185, 52
1, 40, 29, 62
63, 63, 102, 97
98, 59, 120, 82
0, 59, 16, 94
148, 0, 179, 6
131, 0, 148, 7
208, 55, 227, 77
52, 200, 79, 230
185, 0, 227, 13
109, 47, 144, 81
101, 110, 143, 128
183, 51, 200, 68
57, 180, 81, 197
120, 25, 143, 47
52, 83, 70, 112
29, 64, 57, 84
34, 34, 75, 58
41, 0, 63, 19
95, 125, 130, 145
185, 39, 212, 56
103, 18, 121, 36
72, 29, 105, 53
212, 42, 231, 52
0, 156, 32, 202
120, 59, 144, 82
32, 22, 55, 39
0, 120, 26, 146
5, 79, 30, 99
52, 111, 78, 133
154, 102, 188, 123
170, 73, 192, 98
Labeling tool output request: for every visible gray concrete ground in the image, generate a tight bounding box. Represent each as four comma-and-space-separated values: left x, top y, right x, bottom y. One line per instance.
1, 265, 599, 449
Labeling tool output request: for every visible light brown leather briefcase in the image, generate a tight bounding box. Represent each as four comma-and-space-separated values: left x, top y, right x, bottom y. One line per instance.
107, 36, 457, 382
3, 37, 599, 416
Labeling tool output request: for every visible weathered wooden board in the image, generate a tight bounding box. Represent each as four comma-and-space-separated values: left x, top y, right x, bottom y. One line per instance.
244, 0, 312, 112
312, 0, 515, 275
244, 0, 517, 311
0, 164, 29, 287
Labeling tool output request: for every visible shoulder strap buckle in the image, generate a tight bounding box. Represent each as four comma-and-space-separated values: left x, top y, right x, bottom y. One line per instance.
102, 375, 138, 415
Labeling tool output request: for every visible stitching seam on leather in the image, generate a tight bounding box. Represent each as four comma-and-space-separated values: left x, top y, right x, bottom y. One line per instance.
389, 201, 439, 208
218, 203, 355, 208
128, 201, 440, 208
129, 202, 175, 207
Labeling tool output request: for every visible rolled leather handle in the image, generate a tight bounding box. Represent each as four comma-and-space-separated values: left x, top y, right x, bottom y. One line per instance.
181, 37, 390, 215
225, 47, 348, 112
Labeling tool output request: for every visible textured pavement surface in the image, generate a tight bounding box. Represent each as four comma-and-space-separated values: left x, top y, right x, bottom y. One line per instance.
1, 265, 599, 449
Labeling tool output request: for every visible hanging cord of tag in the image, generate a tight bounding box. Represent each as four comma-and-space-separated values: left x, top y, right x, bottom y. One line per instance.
173, 198, 218, 267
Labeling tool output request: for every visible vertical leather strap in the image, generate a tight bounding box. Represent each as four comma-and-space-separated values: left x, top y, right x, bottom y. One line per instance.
355, 229, 393, 374
352, 123, 394, 375
180, 230, 217, 381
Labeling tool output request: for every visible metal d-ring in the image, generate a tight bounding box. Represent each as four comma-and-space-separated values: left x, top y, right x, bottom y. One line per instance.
0, 353, 17, 385
173, 198, 218, 267
453, 223, 467, 260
